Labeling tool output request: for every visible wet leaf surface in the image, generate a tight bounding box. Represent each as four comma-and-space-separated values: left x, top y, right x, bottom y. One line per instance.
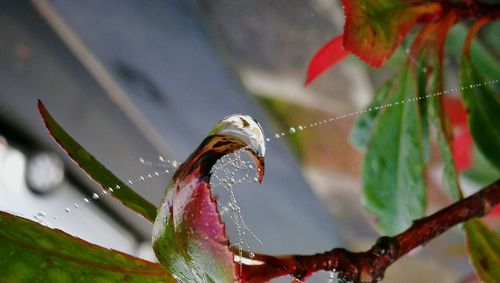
350, 80, 393, 151
362, 66, 426, 235
152, 115, 265, 282
0, 211, 174, 282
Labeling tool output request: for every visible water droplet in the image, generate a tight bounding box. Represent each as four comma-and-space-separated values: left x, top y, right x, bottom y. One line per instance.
108, 187, 113, 192
74, 203, 79, 208
288, 127, 296, 134
139, 157, 145, 163
127, 180, 133, 185
148, 174, 152, 178
159, 156, 164, 162
265, 137, 270, 142
65, 208, 71, 213
298, 125, 304, 131
115, 185, 121, 189
172, 160, 178, 168
154, 171, 159, 176
92, 193, 100, 199
249, 252, 255, 258
139, 176, 145, 181
274, 133, 280, 139
253, 177, 259, 182
83, 198, 89, 203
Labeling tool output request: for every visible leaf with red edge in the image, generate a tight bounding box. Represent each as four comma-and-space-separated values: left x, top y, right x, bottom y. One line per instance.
152, 114, 266, 282
0, 211, 174, 282
38, 101, 158, 222
305, 35, 350, 85
341, 0, 441, 67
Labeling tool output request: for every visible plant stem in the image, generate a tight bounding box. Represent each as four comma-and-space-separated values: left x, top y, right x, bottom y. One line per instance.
241, 179, 500, 282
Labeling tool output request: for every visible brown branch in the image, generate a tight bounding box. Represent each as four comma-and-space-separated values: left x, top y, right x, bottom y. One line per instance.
241, 179, 500, 282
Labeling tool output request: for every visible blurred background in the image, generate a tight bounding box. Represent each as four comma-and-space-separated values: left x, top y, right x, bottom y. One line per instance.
0, 1, 498, 282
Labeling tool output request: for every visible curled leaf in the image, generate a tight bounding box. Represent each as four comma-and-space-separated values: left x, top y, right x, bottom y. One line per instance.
152, 114, 266, 282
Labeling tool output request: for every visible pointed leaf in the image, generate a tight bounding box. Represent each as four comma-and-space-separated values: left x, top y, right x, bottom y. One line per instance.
362, 66, 426, 235
350, 79, 393, 150
341, 0, 441, 67
305, 35, 350, 85
152, 115, 266, 282
0, 211, 174, 282
38, 101, 158, 222
465, 219, 500, 283
460, 58, 500, 171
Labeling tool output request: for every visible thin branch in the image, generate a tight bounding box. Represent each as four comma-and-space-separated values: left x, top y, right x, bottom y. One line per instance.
241, 179, 500, 282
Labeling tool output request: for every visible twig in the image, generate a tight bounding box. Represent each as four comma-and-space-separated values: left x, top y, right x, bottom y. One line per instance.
241, 179, 500, 282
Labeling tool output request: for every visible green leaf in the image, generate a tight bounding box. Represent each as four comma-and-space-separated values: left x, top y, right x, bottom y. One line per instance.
427, 61, 462, 201
350, 80, 393, 150
446, 24, 500, 81
464, 219, 500, 283
0, 211, 174, 282
460, 58, 500, 171
429, 96, 461, 201
38, 101, 158, 222
362, 66, 426, 235
152, 115, 266, 282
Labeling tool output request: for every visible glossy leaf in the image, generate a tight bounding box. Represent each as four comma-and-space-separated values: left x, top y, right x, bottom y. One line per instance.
38, 101, 158, 222
362, 66, 426, 235
342, 0, 441, 67
152, 114, 265, 282
304, 35, 350, 85
350, 79, 393, 150
465, 219, 500, 283
0, 211, 174, 282
460, 58, 500, 171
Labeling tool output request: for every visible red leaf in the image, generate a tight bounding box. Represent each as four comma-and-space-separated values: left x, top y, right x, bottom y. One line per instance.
452, 127, 474, 172
443, 95, 468, 126
443, 96, 473, 172
342, 0, 442, 67
305, 35, 350, 85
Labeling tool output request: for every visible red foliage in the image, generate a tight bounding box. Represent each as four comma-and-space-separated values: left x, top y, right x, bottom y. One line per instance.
443, 96, 473, 172
304, 35, 350, 85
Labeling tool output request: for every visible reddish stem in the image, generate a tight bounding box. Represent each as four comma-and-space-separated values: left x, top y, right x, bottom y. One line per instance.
242, 179, 500, 282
